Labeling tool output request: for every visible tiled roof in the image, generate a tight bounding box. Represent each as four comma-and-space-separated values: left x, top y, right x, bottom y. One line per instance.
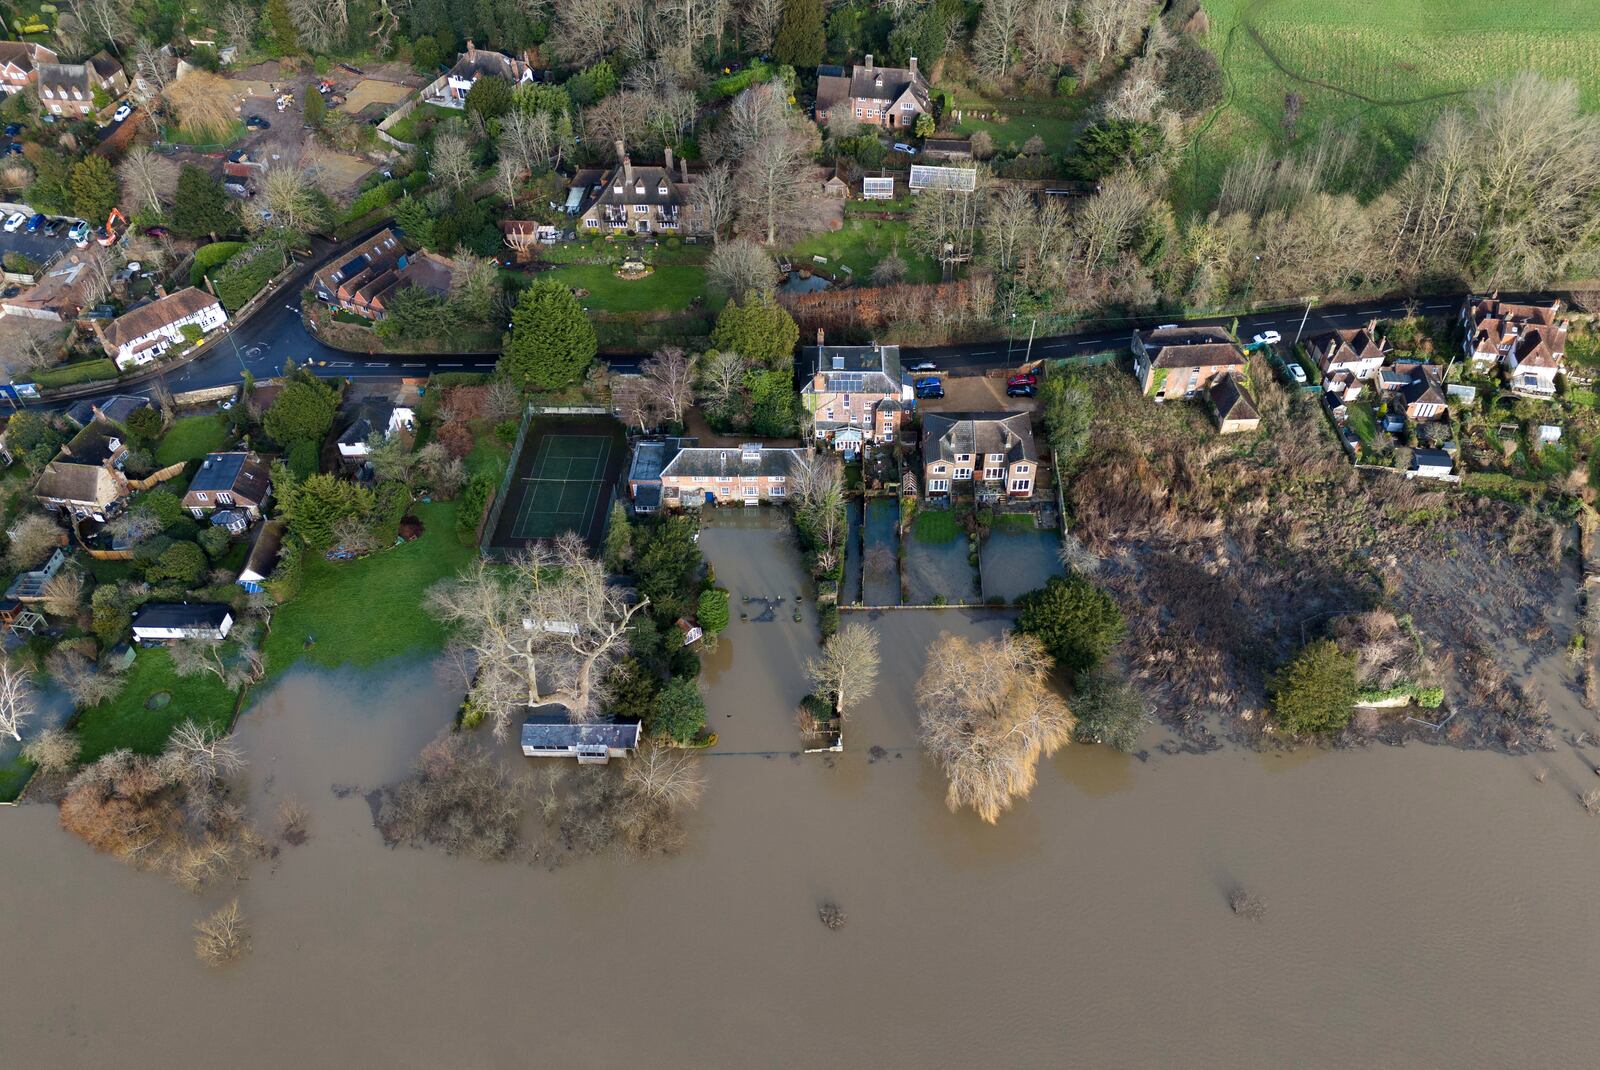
1209, 376, 1259, 422
187, 451, 270, 504
34, 460, 120, 505
816, 59, 930, 110
805, 343, 904, 395
1137, 326, 1243, 370
922, 412, 1036, 466
660, 444, 803, 480
101, 287, 221, 350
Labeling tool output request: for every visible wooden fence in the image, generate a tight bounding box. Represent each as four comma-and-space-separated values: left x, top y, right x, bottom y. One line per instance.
126, 462, 186, 492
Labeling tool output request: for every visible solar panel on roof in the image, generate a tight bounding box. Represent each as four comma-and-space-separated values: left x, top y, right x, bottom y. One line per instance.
908, 165, 977, 192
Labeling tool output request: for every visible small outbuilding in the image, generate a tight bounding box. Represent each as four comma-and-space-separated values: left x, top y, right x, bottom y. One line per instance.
1407, 448, 1456, 481
519, 703, 642, 764
131, 602, 234, 644
1209, 375, 1260, 434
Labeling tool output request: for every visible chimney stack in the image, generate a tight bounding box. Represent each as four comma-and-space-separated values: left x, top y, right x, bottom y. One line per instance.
909, 56, 918, 79
663, 145, 674, 175
679, 154, 688, 183
623, 154, 633, 183
864, 54, 873, 72
614, 138, 626, 166
466, 39, 476, 57
817, 328, 825, 346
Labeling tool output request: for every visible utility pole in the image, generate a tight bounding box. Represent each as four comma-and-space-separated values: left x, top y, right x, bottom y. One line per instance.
1024, 316, 1036, 366
1292, 296, 1317, 345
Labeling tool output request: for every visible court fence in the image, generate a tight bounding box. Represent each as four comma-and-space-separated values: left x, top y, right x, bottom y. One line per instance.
479, 402, 537, 558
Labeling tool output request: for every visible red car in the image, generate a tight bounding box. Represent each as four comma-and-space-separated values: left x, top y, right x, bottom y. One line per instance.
1006, 372, 1039, 387
143, 225, 170, 238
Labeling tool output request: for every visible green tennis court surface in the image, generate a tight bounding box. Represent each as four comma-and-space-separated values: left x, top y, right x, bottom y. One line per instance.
508, 434, 612, 540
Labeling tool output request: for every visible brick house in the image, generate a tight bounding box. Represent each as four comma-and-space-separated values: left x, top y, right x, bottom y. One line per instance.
1461, 295, 1567, 396
1379, 362, 1447, 420
37, 52, 125, 116
1131, 326, 1245, 401
310, 228, 454, 320
426, 40, 534, 107
801, 334, 912, 450
815, 55, 931, 130
921, 412, 1037, 501
182, 452, 271, 521
572, 143, 701, 237
1307, 321, 1390, 402
0, 41, 56, 94
630, 439, 803, 509
33, 459, 126, 521
97, 286, 226, 368
1209, 375, 1260, 434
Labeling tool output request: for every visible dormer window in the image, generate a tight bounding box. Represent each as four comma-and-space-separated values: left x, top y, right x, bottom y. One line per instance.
635, 180, 645, 194
658, 184, 668, 195
613, 183, 622, 194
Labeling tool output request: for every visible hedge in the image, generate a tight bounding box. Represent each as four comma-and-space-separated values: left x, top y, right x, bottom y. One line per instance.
339, 178, 404, 224
189, 241, 245, 286
212, 241, 287, 312
34, 358, 120, 389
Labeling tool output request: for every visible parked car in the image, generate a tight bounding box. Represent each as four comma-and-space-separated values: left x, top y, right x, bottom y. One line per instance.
24, 213, 44, 233
1007, 372, 1039, 387
143, 225, 169, 238
910, 360, 938, 372
1006, 383, 1037, 398
42, 218, 62, 235
112, 102, 131, 122
245, 116, 270, 130
3, 212, 25, 232
914, 377, 944, 399
1252, 329, 1283, 346
68, 220, 91, 245
1285, 362, 1308, 385
3, 123, 20, 137
892, 142, 917, 155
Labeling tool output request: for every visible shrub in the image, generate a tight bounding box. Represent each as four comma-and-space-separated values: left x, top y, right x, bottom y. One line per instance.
189, 241, 245, 286
697, 588, 730, 634
212, 241, 287, 312
1270, 639, 1358, 736
456, 473, 497, 537
819, 602, 839, 638
1016, 574, 1125, 675
652, 677, 707, 744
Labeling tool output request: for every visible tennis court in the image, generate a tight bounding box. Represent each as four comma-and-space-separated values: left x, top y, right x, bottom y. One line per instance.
484, 416, 628, 554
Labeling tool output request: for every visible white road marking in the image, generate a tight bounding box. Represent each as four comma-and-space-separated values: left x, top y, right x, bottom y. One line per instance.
402, 362, 423, 368
364, 362, 388, 368
441, 363, 461, 367
330, 361, 352, 367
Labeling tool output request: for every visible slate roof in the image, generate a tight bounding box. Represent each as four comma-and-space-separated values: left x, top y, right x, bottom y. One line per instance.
1136, 326, 1244, 370
1209, 376, 1259, 423
805, 343, 904, 395
449, 46, 528, 83
659, 444, 804, 481
816, 58, 930, 110
629, 437, 697, 484
34, 460, 121, 505
240, 518, 285, 582
64, 394, 148, 431
1412, 449, 1453, 470
922, 412, 1036, 466
131, 602, 231, 631
520, 707, 641, 751
101, 287, 221, 351
339, 400, 395, 446
187, 451, 270, 504
1464, 296, 1567, 366
61, 419, 125, 466
1387, 363, 1445, 408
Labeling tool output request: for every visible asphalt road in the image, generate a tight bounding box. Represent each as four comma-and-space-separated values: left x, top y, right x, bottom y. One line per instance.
32, 234, 1477, 412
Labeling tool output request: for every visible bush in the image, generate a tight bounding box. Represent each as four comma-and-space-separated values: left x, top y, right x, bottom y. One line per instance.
189, 241, 245, 286
1270, 639, 1358, 736
212, 241, 287, 312
339, 179, 404, 224
652, 677, 707, 744
819, 602, 839, 638
1016, 574, 1125, 675
697, 588, 729, 633
457, 473, 497, 537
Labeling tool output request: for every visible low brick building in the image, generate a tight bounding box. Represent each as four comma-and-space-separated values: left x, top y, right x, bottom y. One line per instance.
1131, 326, 1245, 401
630, 439, 804, 509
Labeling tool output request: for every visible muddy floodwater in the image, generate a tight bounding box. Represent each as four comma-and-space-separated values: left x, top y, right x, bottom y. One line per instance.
6, 522, 1600, 1065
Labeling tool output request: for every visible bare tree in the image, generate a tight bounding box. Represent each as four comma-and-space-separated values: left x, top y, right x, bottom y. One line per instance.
742, 0, 784, 52
697, 349, 748, 413
287, 0, 349, 53
689, 161, 736, 242
0, 657, 34, 742
105, 508, 163, 547
430, 131, 477, 192
64, 0, 134, 54
161, 719, 246, 798
737, 127, 821, 245
218, 1, 258, 48
22, 727, 78, 774
640, 347, 697, 427
163, 70, 235, 133
41, 570, 83, 618
622, 743, 706, 809
805, 622, 880, 719
971, 0, 1028, 80
552, 0, 620, 66
917, 632, 1074, 823
449, 251, 499, 323
46, 646, 121, 707
258, 164, 327, 233
169, 621, 264, 689
706, 238, 776, 302
376, 734, 529, 859
426, 536, 649, 737
194, 900, 250, 965
486, 378, 524, 423
7, 514, 63, 570
118, 146, 179, 215
1080, 0, 1157, 67
1072, 169, 1160, 277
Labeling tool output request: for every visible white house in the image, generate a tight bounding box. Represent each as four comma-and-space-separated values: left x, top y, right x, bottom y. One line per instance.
130, 602, 234, 643
98, 287, 226, 369
520, 703, 642, 764
337, 400, 417, 461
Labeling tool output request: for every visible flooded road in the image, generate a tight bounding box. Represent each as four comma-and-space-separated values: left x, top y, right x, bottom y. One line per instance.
5, 576, 1600, 1065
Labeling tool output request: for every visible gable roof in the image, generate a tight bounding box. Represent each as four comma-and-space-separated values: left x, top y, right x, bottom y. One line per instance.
339, 400, 395, 446
34, 460, 121, 505
0, 41, 56, 76
1136, 325, 1244, 370
922, 411, 1037, 465
88, 51, 123, 83
1209, 376, 1259, 423
816, 58, 930, 110
805, 342, 904, 395
1308, 325, 1387, 370
101, 287, 221, 351
1464, 296, 1567, 366
61, 419, 125, 466
1387, 363, 1445, 408
629, 437, 697, 484
131, 602, 232, 631
520, 708, 641, 752
187, 451, 270, 501
37, 62, 88, 96
64, 394, 149, 431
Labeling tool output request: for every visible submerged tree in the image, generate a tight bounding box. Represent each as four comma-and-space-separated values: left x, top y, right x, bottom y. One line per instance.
805, 622, 880, 720
916, 632, 1074, 823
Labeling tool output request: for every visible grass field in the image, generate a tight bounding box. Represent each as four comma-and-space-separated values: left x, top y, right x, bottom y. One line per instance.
1186, 0, 1600, 211
789, 219, 941, 285
262, 500, 474, 675
155, 413, 230, 466
74, 649, 240, 762
33, 358, 119, 390
944, 90, 1089, 158
541, 263, 708, 313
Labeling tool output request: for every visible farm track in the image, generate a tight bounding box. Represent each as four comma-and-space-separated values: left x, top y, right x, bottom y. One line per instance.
1241, 22, 1472, 108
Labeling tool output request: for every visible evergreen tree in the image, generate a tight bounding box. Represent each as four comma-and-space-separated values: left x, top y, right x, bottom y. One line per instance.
172, 165, 238, 239
653, 677, 708, 744
499, 280, 597, 392
1270, 640, 1358, 736
69, 156, 117, 225
1016, 574, 1126, 675
264, 0, 298, 56
709, 297, 800, 370
263, 375, 339, 448
282, 474, 374, 550
465, 74, 513, 120
774, 0, 826, 67
697, 588, 730, 634
603, 500, 633, 572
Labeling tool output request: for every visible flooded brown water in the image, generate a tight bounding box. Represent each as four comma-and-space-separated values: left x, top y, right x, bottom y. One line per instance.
6, 519, 1600, 1067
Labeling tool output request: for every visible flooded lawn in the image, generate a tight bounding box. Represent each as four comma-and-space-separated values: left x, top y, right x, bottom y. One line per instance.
904, 522, 980, 606
862, 497, 901, 607
980, 526, 1064, 603
842, 499, 863, 605
699, 508, 818, 752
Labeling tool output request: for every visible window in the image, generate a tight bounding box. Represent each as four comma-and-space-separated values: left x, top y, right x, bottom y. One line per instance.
1016, 465, 1028, 474
584, 219, 597, 228
825, 409, 834, 421
770, 484, 785, 497
613, 184, 622, 194
658, 184, 668, 195
742, 486, 756, 497
633, 204, 647, 214
194, 492, 208, 502
989, 453, 1003, 462
955, 468, 972, 480
217, 492, 233, 506
1011, 479, 1030, 492
984, 467, 1003, 480
929, 479, 949, 492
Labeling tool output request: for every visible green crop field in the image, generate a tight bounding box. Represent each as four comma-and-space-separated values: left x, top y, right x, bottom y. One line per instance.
1185, 0, 1600, 211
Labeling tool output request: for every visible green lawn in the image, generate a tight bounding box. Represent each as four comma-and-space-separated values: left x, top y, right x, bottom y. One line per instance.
0, 753, 33, 802
1345, 401, 1377, 444
73, 648, 240, 762
1185, 0, 1600, 211
541, 263, 708, 313
382, 103, 459, 145
914, 509, 961, 544
34, 359, 119, 390
155, 413, 231, 466
262, 500, 475, 675
788, 218, 940, 285
945, 91, 1089, 158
